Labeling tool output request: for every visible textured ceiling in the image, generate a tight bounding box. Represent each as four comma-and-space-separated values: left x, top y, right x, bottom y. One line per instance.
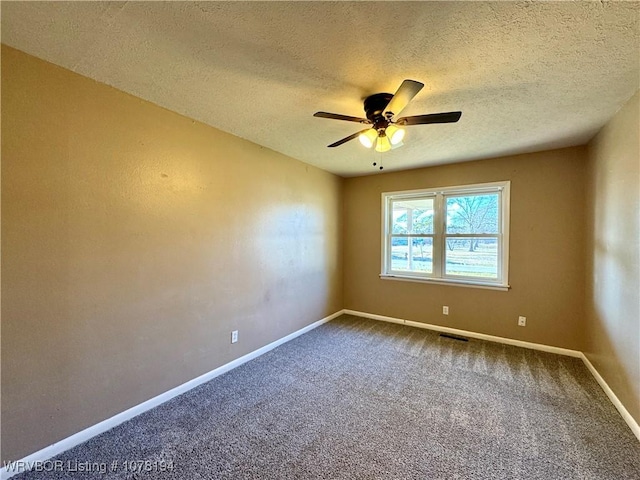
2, 1, 639, 177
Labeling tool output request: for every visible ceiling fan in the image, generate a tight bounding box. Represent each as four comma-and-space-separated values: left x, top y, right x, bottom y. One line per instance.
313, 79, 461, 153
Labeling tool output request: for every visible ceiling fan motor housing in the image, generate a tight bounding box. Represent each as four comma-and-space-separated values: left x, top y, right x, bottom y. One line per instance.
364, 93, 393, 130
313, 79, 460, 151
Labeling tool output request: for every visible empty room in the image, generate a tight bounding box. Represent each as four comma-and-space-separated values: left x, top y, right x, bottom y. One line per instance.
1, 1, 639, 479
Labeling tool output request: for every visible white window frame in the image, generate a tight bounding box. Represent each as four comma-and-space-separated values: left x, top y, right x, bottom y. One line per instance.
381, 181, 510, 291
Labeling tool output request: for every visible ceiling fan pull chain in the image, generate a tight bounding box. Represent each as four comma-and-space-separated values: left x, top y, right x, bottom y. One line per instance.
372, 151, 384, 171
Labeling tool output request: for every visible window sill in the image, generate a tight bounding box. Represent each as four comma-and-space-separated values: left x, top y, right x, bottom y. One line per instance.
379, 274, 510, 291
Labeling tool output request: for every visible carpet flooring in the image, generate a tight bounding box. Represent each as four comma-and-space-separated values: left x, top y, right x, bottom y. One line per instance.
12, 314, 640, 479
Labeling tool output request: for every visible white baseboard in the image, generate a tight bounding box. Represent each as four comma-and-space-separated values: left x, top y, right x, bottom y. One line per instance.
580, 353, 640, 441
342, 310, 405, 325
344, 309, 640, 442
0, 310, 343, 479
4, 308, 638, 478
343, 309, 582, 357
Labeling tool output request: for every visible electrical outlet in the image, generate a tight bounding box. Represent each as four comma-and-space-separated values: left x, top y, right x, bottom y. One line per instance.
443, 306, 449, 315
231, 330, 239, 343
518, 316, 526, 327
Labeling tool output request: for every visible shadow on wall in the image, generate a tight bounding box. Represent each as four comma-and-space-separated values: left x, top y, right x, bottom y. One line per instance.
588, 239, 640, 421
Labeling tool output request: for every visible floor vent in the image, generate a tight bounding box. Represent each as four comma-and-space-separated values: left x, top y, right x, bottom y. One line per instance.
439, 333, 469, 342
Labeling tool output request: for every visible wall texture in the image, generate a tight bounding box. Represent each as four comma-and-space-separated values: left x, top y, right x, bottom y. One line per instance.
585, 90, 640, 425
1, 46, 343, 461
344, 148, 587, 350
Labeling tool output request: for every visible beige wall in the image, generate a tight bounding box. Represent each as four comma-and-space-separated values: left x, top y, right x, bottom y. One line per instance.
585, 91, 640, 425
344, 148, 587, 350
1, 46, 343, 461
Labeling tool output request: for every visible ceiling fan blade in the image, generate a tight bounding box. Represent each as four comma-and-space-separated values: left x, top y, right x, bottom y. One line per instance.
396, 111, 462, 126
327, 129, 372, 148
383, 80, 425, 118
314, 111, 370, 123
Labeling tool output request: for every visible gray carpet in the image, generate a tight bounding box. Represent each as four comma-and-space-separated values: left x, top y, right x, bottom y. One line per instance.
12, 315, 640, 479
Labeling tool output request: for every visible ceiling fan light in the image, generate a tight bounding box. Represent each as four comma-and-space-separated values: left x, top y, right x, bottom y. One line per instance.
375, 134, 391, 153
386, 124, 405, 145
359, 129, 377, 148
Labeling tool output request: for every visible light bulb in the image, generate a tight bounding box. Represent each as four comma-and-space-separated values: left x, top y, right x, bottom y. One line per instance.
375, 134, 391, 153
359, 129, 378, 148
386, 125, 405, 145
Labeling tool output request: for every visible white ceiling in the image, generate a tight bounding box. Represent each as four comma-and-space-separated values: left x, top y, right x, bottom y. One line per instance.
2, 1, 639, 177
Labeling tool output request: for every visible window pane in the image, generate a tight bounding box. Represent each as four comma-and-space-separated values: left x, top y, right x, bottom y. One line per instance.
392, 198, 434, 234
391, 237, 433, 273
445, 237, 498, 279
446, 194, 499, 234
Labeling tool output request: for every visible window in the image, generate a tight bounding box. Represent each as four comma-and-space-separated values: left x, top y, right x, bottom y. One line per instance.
381, 181, 510, 290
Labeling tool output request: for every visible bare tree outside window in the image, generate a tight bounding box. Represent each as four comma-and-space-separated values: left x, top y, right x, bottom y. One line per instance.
444, 193, 499, 277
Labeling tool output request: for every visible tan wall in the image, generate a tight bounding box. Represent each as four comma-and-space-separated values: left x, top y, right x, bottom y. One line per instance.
0, 46, 343, 461
585, 91, 640, 425
344, 147, 587, 350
